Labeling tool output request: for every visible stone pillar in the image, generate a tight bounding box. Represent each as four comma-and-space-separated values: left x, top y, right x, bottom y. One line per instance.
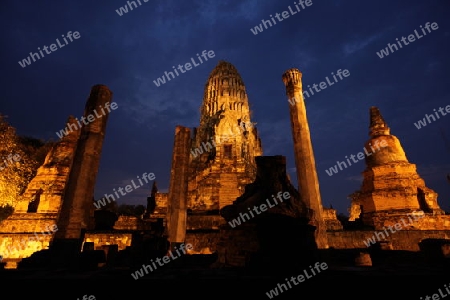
53, 84, 113, 246
282, 68, 328, 249
167, 126, 191, 250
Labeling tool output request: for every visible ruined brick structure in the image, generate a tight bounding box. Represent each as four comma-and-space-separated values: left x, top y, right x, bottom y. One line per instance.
2, 63, 450, 271
0, 85, 116, 268
217, 155, 318, 268
188, 60, 263, 211
160, 63, 450, 257
323, 207, 344, 231
153, 60, 264, 253
166, 126, 191, 249
0, 116, 80, 268
282, 68, 329, 249
348, 107, 450, 230
54, 84, 113, 241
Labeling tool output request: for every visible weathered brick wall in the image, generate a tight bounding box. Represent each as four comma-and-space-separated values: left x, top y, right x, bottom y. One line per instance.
370, 213, 450, 231
185, 231, 222, 253
83, 232, 133, 251
323, 208, 343, 230
212, 224, 259, 267
154, 193, 168, 213
0, 233, 54, 269
184, 215, 227, 254
186, 215, 226, 230
113, 216, 150, 230
0, 214, 57, 233
327, 230, 450, 251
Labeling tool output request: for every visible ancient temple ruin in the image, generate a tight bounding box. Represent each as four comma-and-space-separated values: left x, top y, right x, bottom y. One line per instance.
282, 68, 329, 249
51, 84, 114, 264
348, 106, 450, 230
1, 61, 450, 272
157, 61, 332, 254
150, 60, 264, 253
0, 84, 115, 268
188, 60, 263, 211
0, 116, 79, 268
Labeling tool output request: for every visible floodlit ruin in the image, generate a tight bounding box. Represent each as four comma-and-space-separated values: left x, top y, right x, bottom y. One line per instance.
1, 61, 449, 275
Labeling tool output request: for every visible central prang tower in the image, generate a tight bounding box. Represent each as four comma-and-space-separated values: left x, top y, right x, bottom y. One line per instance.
188, 60, 263, 212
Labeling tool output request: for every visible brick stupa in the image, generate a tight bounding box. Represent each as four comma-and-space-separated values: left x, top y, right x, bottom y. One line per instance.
349, 106, 450, 230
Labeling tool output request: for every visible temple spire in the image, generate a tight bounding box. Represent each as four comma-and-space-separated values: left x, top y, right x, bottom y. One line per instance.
369, 106, 390, 136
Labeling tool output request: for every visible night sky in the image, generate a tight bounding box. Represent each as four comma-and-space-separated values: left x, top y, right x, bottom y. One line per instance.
1, 0, 449, 216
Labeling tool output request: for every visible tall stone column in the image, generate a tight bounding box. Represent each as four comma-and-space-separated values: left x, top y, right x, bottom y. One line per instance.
282, 68, 328, 249
52, 85, 113, 250
167, 126, 191, 250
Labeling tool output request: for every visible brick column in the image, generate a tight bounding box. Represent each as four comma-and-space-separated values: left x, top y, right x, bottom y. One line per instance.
282, 68, 328, 249
167, 126, 191, 250
53, 84, 113, 245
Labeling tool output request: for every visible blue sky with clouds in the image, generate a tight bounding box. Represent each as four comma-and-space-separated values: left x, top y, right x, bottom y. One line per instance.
1, 0, 449, 215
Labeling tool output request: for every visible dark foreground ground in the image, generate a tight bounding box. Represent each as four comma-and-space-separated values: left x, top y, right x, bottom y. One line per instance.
1, 265, 449, 299
0, 247, 450, 300
1, 249, 449, 299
